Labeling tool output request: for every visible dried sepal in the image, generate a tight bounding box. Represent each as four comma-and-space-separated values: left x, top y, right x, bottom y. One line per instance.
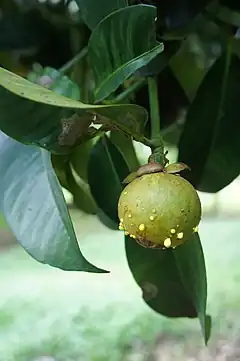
122, 171, 138, 184
136, 163, 164, 177
165, 162, 191, 174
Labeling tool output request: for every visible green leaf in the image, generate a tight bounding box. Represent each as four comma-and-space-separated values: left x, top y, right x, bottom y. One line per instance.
88, 5, 164, 101
178, 52, 240, 192
75, 0, 127, 30
0, 67, 147, 153
27, 65, 80, 100
137, 40, 181, 77
88, 135, 130, 225
0, 131, 106, 273
52, 153, 97, 214
67, 164, 97, 214
70, 140, 95, 183
170, 17, 227, 101
110, 131, 140, 172
125, 233, 211, 344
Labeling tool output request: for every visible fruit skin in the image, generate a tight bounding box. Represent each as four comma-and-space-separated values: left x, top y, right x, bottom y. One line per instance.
118, 172, 201, 249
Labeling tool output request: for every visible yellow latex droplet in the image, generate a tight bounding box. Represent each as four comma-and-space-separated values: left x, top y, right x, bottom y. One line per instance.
152, 209, 156, 213
170, 228, 176, 234
164, 238, 171, 248
128, 213, 132, 218
120, 218, 123, 223
149, 216, 154, 221
138, 224, 145, 231
193, 226, 199, 233
119, 224, 124, 231
125, 231, 129, 236
177, 232, 184, 239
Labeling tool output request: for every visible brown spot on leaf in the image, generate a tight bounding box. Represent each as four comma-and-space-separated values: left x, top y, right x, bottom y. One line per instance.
58, 113, 93, 146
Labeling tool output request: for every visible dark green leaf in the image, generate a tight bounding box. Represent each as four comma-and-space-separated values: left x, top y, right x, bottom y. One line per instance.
137, 40, 181, 77
67, 164, 97, 215
110, 131, 140, 172
88, 135, 130, 225
0, 67, 147, 153
51, 153, 70, 190
170, 18, 227, 101
0, 131, 106, 273
125, 233, 211, 343
70, 140, 94, 182
75, 0, 127, 30
88, 5, 164, 101
52, 152, 97, 214
178, 53, 240, 192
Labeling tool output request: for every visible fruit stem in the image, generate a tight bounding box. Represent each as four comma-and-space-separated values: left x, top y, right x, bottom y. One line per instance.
112, 78, 147, 103
147, 77, 165, 164
59, 46, 88, 75
148, 76, 161, 140
101, 78, 147, 105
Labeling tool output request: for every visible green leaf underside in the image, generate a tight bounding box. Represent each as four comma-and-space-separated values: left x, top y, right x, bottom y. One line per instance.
88, 5, 164, 101
178, 53, 240, 192
88, 135, 130, 225
0, 67, 147, 151
0, 132, 106, 273
125, 233, 211, 344
75, 0, 128, 30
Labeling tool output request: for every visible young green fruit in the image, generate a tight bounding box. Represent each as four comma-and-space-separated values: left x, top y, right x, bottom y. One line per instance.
118, 172, 201, 249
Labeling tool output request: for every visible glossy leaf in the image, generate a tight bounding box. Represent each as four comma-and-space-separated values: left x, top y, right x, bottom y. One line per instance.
0, 67, 147, 153
125, 233, 211, 343
88, 5, 164, 101
0, 131, 106, 273
75, 0, 127, 30
178, 52, 240, 192
88, 135, 130, 225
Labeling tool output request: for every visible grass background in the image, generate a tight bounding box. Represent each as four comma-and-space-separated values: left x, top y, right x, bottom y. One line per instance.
0, 211, 240, 361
